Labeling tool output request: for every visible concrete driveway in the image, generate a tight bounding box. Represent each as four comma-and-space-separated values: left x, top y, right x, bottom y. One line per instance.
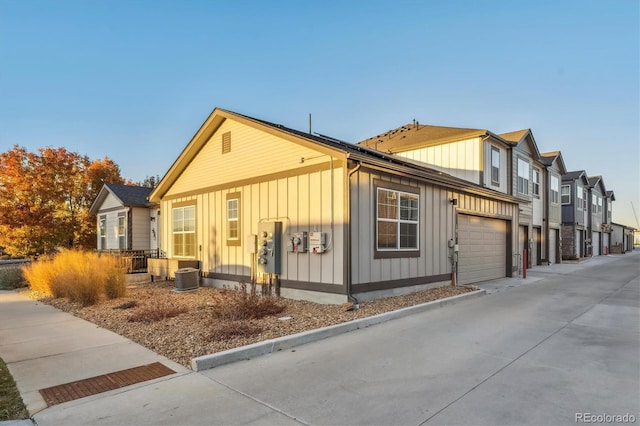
6, 251, 639, 425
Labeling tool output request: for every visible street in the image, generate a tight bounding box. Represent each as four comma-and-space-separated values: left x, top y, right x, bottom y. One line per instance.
29, 252, 639, 426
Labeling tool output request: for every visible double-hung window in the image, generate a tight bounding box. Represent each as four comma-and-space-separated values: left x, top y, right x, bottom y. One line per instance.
117, 213, 127, 250
173, 205, 195, 257
376, 187, 419, 254
517, 158, 529, 195
592, 196, 597, 214
491, 147, 500, 186
576, 185, 583, 209
561, 184, 570, 205
532, 168, 541, 196
549, 175, 559, 204
226, 193, 241, 246
99, 216, 107, 250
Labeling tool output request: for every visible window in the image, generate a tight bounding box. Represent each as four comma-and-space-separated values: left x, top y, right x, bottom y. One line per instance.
377, 187, 419, 252
576, 184, 583, 209
117, 214, 127, 250
597, 197, 602, 213
592, 196, 597, 214
517, 158, 529, 195
226, 193, 241, 246
99, 216, 107, 250
173, 205, 196, 257
550, 175, 559, 204
222, 132, 231, 154
561, 184, 570, 205
583, 188, 588, 210
532, 168, 541, 196
491, 147, 500, 185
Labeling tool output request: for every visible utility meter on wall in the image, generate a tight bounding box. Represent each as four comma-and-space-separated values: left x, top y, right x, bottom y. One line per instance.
257, 221, 282, 274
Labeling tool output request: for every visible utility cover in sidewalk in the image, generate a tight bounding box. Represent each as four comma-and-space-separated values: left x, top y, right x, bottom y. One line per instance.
39, 362, 175, 406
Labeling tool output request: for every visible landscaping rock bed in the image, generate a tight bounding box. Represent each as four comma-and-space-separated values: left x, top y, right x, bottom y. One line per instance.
29, 282, 475, 368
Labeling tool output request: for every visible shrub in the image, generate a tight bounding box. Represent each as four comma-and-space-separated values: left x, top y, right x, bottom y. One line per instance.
21, 250, 126, 306
0, 267, 25, 290
209, 282, 284, 321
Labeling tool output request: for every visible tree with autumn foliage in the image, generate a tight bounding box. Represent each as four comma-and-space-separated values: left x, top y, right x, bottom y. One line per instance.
0, 145, 124, 256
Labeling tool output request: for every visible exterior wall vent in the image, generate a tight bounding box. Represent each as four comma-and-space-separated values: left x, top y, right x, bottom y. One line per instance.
222, 132, 231, 154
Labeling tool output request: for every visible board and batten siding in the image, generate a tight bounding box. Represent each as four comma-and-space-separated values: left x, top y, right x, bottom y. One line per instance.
165, 119, 331, 198
395, 138, 481, 185
161, 166, 345, 288
350, 167, 518, 288
130, 207, 151, 250
482, 141, 509, 194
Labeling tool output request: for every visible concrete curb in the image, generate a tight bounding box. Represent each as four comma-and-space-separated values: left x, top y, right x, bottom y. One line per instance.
191, 288, 486, 371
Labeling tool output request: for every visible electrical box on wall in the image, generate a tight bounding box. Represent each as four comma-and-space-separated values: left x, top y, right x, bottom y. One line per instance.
287, 232, 308, 253
246, 234, 257, 254
257, 221, 282, 274
309, 231, 326, 254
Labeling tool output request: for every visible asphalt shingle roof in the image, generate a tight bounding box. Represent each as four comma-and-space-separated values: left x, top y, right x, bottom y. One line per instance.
105, 184, 153, 207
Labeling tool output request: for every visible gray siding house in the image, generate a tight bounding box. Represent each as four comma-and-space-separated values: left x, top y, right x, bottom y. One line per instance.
148, 108, 522, 303
89, 183, 158, 251
540, 151, 567, 264
561, 171, 590, 259
587, 176, 607, 256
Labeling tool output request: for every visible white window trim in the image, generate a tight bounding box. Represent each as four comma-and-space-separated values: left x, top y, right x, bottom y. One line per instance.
491, 147, 500, 186
172, 205, 196, 258
560, 184, 570, 205
532, 168, 541, 197
517, 158, 530, 195
376, 187, 420, 251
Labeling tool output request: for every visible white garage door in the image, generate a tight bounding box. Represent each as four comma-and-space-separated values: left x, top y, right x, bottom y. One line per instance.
592, 232, 600, 256
458, 214, 507, 285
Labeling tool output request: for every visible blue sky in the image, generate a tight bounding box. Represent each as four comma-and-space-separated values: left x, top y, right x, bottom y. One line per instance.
1, 0, 638, 227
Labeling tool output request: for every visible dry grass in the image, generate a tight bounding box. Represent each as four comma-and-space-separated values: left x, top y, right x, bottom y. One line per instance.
22, 250, 126, 306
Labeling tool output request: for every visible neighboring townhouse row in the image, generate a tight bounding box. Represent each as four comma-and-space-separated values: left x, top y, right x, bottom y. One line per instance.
357, 121, 627, 265
91, 108, 635, 304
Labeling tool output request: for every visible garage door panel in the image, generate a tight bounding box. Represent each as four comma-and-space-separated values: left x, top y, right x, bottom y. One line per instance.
458, 214, 507, 285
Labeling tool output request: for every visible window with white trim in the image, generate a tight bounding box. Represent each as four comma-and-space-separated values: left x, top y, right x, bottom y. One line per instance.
583, 188, 588, 210
592, 196, 597, 214
532, 168, 541, 196
99, 216, 107, 250
517, 158, 529, 195
377, 188, 419, 251
226, 193, 241, 246
117, 213, 126, 250
576, 184, 583, 209
173, 205, 196, 257
561, 184, 570, 205
551, 175, 559, 204
491, 147, 500, 186
597, 196, 602, 213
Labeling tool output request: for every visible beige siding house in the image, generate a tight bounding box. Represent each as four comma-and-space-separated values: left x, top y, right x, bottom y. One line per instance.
540, 151, 567, 264
149, 108, 521, 303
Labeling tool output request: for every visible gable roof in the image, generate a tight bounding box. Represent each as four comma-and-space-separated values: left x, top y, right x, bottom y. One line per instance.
89, 183, 154, 215
540, 151, 567, 174
588, 175, 607, 194
150, 108, 521, 205
499, 128, 542, 160
356, 123, 508, 153
606, 190, 616, 201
